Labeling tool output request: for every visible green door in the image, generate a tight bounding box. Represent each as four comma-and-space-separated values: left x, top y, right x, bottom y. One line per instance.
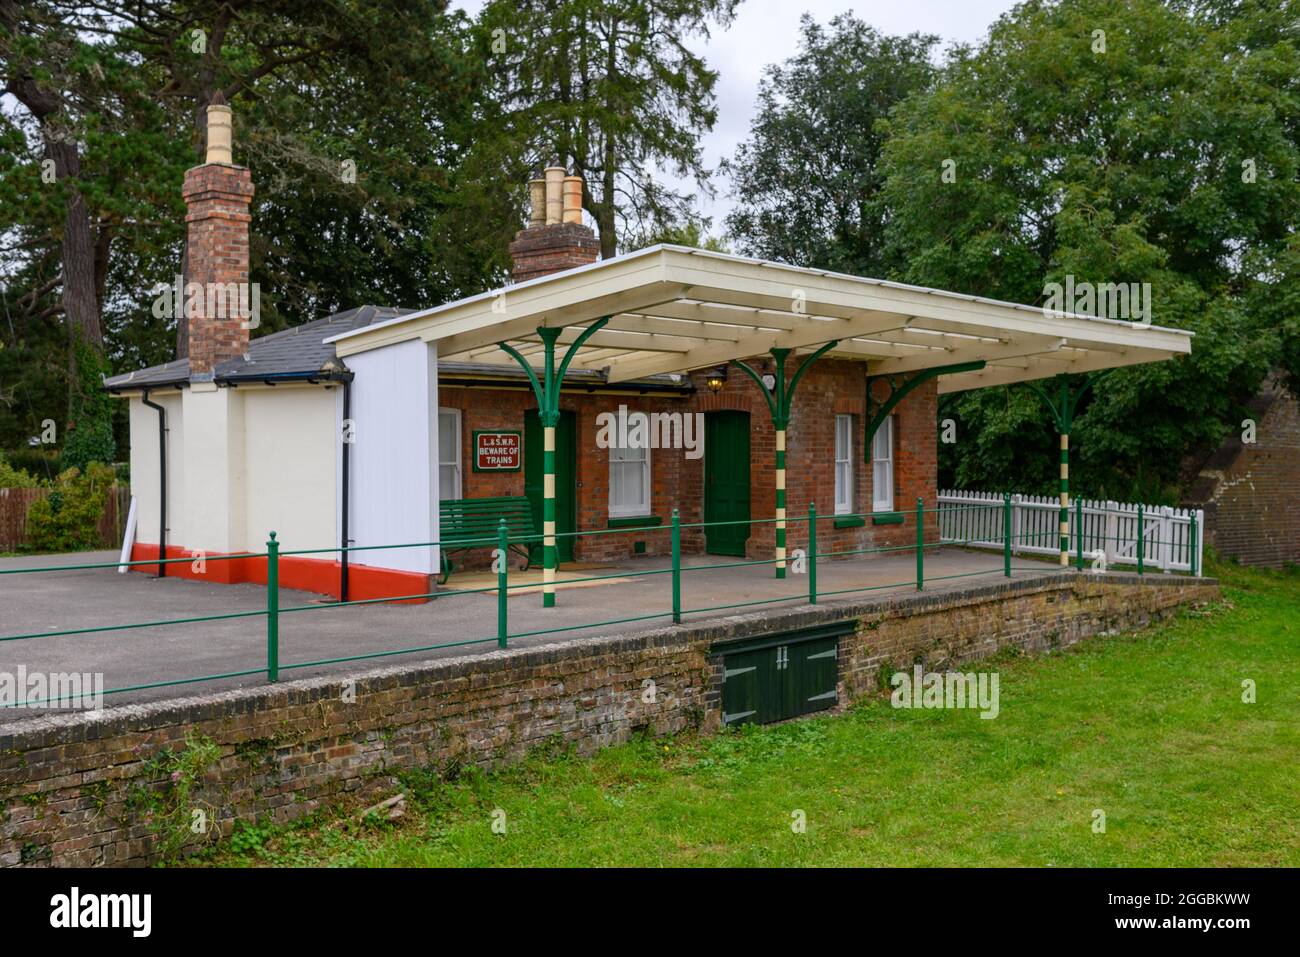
524, 409, 577, 564
720, 646, 783, 727
785, 636, 839, 718
720, 625, 844, 726
704, 411, 751, 556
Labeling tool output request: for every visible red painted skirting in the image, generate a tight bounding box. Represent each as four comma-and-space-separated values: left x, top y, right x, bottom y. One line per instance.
129, 543, 432, 603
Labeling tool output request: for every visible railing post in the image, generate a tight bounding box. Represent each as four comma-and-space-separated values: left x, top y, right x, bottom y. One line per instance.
266, 531, 279, 683
1136, 504, 1144, 576
1003, 492, 1012, 578
915, 496, 924, 591
1076, 498, 1084, 570
497, 518, 509, 648
671, 508, 681, 624
1188, 509, 1199, 577
808, 502, 817, 604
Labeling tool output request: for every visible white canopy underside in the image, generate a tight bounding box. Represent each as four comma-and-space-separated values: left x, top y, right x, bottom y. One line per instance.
327, 245, 1192, 393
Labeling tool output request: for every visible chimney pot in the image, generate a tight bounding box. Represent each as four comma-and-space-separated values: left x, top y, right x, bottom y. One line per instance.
205, 101, 233, 165
544, 166, 565, 225
562, 176, 583, 224
528, 178, 546, 227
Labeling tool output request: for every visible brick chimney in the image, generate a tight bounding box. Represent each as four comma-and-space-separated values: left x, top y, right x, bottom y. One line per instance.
182, 92, 255, 376
508, 166, 599, 282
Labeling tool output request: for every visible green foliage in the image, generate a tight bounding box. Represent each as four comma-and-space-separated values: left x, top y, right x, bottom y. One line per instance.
0, 451, 41, 489
128, 731, 223, 860
0, 448, 62, 482
62, 336, 115, 472
23, 463, 115, 552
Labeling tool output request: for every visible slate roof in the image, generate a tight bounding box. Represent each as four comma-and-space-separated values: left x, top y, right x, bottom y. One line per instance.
104, 304, 692, 392
103, 305, 411, 389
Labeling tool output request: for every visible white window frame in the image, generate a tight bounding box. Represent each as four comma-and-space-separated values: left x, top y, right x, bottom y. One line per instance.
834, 414, 855, 515
608, 441, 651, 518
872, 415, 894, 513
438, 407, 462, 501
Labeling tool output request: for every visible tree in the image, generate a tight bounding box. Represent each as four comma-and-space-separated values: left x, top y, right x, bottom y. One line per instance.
1, 2, 522, 456
722, 14, 938, 274
875, 0, 1298, 499
477, 0, 739, 257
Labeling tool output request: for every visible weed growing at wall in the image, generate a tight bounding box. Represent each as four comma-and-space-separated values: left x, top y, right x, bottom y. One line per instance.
127, 731, 222, 860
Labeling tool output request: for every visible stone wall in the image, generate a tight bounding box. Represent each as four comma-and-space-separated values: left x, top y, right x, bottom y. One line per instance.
0, 571, 1217, 867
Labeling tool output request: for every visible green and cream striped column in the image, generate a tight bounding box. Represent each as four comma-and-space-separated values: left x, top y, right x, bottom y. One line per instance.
733, 341, 838, 581
1059, 432, 1070, 566
543, 423, 557, 606
499, 319, 607, 610
775, 427, 787, 578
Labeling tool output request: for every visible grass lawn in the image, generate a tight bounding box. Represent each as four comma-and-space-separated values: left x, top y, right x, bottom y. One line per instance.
197, 562, 1299, 867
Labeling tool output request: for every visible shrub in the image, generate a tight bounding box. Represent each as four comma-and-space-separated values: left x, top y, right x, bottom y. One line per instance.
0, 451, 41, 489
24, 463, 115, 552
2, 448, 61, 479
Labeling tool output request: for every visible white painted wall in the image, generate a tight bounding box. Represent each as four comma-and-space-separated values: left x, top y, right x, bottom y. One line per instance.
182, 383, 244, 554
347, 339, 439, 574
127, 391, 185, 547
242, 385, 338, 554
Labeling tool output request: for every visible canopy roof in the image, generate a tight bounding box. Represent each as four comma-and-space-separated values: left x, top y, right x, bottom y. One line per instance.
326, 245, 1191, 393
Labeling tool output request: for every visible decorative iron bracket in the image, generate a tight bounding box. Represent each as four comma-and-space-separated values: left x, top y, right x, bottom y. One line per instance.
499, 317, 610, 423
865, 360, 985, 461
732, 340, 840, 429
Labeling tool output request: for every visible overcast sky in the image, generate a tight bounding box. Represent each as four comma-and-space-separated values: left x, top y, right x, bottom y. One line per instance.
453, 0, 1021, 229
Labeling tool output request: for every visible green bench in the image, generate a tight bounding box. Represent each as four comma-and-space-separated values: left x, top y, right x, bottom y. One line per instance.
438, 496, 536, 584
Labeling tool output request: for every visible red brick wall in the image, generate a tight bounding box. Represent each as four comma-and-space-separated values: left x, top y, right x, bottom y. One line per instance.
182, 163, 254, 374
439, 357, 939, 569
1186, 379, 1300, 568
440, 386, 692, 565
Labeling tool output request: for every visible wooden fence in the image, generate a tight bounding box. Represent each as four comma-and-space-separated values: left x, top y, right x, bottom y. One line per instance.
0, 485, 130, 551
938, 489, 1204, 574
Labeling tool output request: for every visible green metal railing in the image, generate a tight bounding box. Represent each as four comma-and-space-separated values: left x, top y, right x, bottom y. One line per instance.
0, 497, 1200, 709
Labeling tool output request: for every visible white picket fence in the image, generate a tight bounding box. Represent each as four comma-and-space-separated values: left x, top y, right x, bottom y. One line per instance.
937, 489, 1204, 575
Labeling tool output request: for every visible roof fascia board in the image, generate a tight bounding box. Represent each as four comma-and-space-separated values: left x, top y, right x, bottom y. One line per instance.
938, 347, 1178, 393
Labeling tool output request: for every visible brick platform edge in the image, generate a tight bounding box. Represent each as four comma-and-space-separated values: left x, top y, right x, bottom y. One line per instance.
0, 571, 1218, 866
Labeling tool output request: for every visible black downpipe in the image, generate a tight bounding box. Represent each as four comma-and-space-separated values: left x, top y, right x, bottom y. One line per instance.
140, 390, 168, 577
340, 374, 354, 602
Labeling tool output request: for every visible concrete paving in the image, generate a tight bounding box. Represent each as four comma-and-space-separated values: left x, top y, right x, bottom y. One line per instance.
0, 546, 1068, 717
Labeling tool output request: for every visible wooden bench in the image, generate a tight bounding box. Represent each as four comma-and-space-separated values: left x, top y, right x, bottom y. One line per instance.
438, 496, 536, 584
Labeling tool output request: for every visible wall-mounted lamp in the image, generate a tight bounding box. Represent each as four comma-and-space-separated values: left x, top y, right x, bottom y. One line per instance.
705, 366, 727, 393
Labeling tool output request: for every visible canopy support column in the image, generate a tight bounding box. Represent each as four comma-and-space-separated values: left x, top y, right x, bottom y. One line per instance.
1025, 374, 1095, 567
734, 341, 838, 579
500, 317, 609, 607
